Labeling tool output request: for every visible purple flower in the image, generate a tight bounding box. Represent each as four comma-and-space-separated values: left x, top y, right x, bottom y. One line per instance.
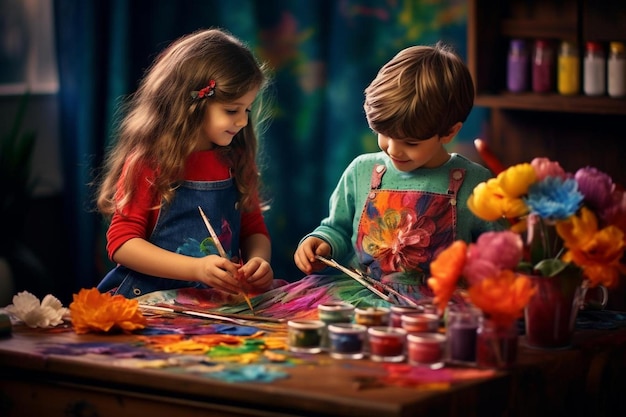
575, 167, 615, 214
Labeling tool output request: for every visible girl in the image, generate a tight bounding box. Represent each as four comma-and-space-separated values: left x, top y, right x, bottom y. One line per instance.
294, 43, 504, 301
96, 28, 275, 299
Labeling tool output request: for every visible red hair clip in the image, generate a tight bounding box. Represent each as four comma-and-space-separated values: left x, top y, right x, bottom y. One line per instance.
191, 80, 216, 99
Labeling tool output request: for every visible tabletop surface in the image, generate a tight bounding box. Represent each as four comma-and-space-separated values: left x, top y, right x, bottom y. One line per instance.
2, 310, 626, 417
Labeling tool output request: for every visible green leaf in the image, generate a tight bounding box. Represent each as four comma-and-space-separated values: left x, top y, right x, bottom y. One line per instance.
534, 258, 570, 277
534, 259, 582, 278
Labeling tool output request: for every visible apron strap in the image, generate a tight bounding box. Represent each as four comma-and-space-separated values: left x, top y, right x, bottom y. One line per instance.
371, 164, 386, 189
447, 168, 466, 206
368, 164, 387, 200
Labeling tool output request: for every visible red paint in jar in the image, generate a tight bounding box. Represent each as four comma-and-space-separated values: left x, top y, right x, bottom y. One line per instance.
367, 326, 406, 362
390, 305, 424, 327
407, 333, 446, 368
401, 313, 439, 333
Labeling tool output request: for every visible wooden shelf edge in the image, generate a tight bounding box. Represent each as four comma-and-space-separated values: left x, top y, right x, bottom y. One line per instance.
501, 18, 577, 40
474, 93, 626, 115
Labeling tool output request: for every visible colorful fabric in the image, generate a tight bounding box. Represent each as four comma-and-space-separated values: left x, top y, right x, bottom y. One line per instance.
136, 274, 407, 321
355, 164, 465, 290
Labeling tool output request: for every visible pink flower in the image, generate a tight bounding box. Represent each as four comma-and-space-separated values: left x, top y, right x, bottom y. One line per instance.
531, 157, 567, 181
463, 231, 524, 285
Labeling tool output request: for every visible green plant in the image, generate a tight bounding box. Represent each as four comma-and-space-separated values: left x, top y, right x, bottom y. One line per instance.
0, 93, 37, 255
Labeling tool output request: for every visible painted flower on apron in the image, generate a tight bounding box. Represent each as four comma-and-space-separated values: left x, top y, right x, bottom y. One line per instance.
356, 165, 464, 284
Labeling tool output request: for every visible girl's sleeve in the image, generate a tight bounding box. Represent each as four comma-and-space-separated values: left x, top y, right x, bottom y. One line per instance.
105, 165, 160, 260
240, 208, 270, 240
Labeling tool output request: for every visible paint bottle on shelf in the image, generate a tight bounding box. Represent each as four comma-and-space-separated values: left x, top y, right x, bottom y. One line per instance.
557, 40, 580, 95
532, 39, 554, 93
507, 39, 529, 93
583, 41, 606, 96
607, 41, 626, 98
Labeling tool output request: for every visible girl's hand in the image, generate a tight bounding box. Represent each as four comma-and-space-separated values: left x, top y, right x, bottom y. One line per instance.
294, 236, 331, 275
238, 257, 274, 292
197, 254, 243, 294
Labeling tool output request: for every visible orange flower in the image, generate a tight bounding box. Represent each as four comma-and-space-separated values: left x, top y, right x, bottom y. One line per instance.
468, 270, 536, 327
69, 287, 147, 334
427, 240, 467, 314
558, 207, 626, 288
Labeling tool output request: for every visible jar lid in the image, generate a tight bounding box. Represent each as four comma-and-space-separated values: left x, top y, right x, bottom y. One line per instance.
585, 41, 604, 52
559, 41, 577, 54
610, 41, 625, 54
510, 39, 526, 50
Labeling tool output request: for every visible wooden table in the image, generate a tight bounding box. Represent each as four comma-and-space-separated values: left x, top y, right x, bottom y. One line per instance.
1, 318, 625, 417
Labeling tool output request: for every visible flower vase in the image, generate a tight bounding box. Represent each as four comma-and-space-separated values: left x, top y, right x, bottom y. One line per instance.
524, 269, 584, 349
476, 317, 518, 369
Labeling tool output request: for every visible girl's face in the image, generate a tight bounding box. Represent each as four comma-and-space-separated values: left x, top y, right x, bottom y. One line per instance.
198, 87, 259, 150
377, 133, 452, 172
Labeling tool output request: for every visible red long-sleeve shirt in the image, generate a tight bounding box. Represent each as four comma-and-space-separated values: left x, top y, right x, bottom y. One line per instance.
106, 150, 269, 260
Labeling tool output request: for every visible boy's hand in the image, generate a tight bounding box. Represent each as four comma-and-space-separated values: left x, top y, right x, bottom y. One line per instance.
294, 237, 331, 274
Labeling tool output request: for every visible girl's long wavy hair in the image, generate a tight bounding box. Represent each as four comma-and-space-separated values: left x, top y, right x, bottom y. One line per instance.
96, 28, 271, 218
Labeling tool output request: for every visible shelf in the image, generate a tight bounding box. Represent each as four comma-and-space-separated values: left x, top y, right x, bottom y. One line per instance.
500, 18, 577, 40
474, 93, 626, 115
468, 0, 626, 188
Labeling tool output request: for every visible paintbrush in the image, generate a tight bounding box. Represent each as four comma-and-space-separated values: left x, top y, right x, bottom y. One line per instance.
152, 303, 286, 323
138, 304, 283, 331
315, 255, 420, 307
198, 206, 255, 314
315, 255, 391, 302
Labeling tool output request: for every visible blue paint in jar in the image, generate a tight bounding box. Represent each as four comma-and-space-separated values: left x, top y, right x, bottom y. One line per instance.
328, 323, 366, 359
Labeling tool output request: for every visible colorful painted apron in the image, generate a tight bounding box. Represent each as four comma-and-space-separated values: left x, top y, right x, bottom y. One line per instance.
98, 177, 241, 298
355, 164, 465, 298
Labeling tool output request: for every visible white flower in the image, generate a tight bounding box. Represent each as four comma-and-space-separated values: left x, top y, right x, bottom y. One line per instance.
4, 291, 68, 328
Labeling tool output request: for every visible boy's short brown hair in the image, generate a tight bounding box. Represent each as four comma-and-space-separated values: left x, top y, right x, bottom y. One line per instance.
364, 42, 474, 140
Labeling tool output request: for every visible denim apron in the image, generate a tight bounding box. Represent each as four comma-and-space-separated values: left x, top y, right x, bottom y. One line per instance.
98, 177, 241, 298
355, 164, 465, 298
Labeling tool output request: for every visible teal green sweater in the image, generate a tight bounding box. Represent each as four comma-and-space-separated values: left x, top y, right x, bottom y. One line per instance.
304, 152, 504, 266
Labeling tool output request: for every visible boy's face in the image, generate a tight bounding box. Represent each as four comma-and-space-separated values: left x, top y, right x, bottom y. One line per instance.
377, 133, 452, 172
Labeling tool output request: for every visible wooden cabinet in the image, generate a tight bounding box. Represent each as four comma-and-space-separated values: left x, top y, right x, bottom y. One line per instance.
467, 0, 626, 186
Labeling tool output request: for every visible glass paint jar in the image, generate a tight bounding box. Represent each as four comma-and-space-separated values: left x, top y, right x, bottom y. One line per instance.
507, 39, 529, 93
446, 306, 481, 364
367, 326, 407, 362
400, 313, 439, 334
287, 320, 325, 354
476, 317, 518, 369
354, 307, 389, 327
532, 39, 555, 93
318, 302, 355, 349
327, 323, 367, 359
389, 305, 424, 327
407, 332, 446, 368
318, 302, 355, 325
557, 40, 580, 95
608, 41, 626, 98
583, 41, 606, 96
